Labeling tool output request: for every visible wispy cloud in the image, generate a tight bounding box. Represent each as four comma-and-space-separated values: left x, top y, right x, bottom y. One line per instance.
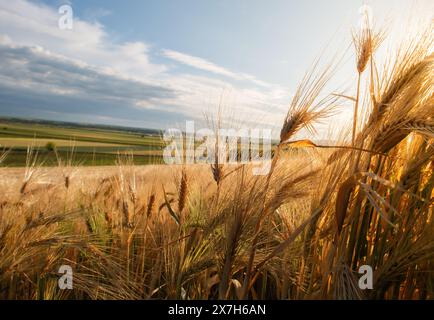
162, 49, 272, 87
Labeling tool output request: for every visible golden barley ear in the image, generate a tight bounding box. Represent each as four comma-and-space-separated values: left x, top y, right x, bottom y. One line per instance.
146, 194, 156, 217
352, 25, 385, 74
178, 168, 188, 213
283, 139, 318, 148
65, 176, 70, 189
279, 57, 340, 145
211, 163, 224, 185
335, 176, 357, 235
162, 185, 180, 225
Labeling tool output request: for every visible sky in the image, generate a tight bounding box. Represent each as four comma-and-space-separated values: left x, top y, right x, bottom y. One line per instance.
0, 0, 432, 136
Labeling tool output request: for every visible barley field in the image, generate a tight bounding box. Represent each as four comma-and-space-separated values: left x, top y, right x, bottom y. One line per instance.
0, 23, 433, 300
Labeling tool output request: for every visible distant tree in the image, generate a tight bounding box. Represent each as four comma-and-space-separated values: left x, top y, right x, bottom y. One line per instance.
45, 142, 56, 152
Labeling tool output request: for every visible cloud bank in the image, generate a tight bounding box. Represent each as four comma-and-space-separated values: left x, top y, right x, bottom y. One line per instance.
0, 0, 289, 130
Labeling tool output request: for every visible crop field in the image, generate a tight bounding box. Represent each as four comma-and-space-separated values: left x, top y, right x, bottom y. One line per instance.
0, 1, 433, 303
0, 21, 433, 301
0, 120, 165, 166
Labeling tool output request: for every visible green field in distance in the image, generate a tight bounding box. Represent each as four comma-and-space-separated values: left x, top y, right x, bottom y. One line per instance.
0, 118, 165, 166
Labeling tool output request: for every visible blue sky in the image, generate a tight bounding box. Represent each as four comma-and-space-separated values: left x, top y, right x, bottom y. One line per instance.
0, 0, 432, 135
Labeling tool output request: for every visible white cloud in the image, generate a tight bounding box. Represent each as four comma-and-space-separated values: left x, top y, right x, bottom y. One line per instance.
0, 0, 289, 130
162, 49, 241, 79
0, 0, 165, 79
162, 49, 274, 88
